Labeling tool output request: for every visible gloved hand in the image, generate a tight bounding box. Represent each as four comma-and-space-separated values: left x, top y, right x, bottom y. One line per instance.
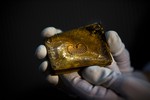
35, 27, 150, 100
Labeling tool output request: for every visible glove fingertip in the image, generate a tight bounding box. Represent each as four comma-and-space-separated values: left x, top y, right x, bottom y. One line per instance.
56, 29, 62, 34
46, 74, 59, 86
35, 45, 47, 59
39, 60, 48, 72
105, 30, 119, 45
105, 30, 125, 56
105, 30, 117, 39
41, 27, 58, 38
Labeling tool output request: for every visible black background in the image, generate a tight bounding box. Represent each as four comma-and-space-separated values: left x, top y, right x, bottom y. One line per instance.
1, 0, 150, 99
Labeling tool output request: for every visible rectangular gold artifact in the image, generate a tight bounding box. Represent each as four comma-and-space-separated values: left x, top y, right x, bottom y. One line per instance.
45, 23, 112, 75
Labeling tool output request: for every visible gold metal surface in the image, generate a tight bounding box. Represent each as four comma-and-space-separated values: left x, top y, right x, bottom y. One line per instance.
45, 23, 112, 75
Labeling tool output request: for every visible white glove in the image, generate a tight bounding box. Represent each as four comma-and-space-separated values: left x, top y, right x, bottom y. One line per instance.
35, 27, 150, 100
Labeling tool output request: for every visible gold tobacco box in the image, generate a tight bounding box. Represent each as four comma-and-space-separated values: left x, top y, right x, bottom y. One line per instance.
45, 23, 112, 75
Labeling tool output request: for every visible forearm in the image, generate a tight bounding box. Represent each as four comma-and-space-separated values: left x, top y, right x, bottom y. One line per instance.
110, 74, 150, 100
